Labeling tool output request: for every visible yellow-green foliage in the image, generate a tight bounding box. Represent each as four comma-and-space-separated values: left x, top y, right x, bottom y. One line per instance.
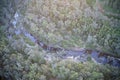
24, 0, 120, 55
1, 0, 120, 80
24, 37, 35, 46
86, 0, 96, 8
25, 0, 98, 48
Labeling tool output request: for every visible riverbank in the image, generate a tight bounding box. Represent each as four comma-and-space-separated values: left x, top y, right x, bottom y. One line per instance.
1, 0, 120, 80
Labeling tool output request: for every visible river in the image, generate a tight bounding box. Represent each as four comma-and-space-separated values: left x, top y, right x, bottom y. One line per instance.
8, 12, 120, 67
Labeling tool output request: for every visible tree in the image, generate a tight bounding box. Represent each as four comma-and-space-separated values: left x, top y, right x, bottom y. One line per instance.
103, 0, 120, 12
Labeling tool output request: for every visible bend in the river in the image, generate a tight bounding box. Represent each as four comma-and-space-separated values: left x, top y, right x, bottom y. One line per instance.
8, 12, 120, 68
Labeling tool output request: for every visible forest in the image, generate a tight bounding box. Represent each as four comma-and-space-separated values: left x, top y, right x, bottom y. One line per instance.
0, 0, 120, 80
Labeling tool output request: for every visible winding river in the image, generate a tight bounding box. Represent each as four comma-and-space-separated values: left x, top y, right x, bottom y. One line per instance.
8, 12, 120, 67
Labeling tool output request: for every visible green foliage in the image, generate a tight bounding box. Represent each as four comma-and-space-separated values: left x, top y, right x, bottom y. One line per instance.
86, 0, 96, 8
1, 44, 120, 80
1, 0, 120, 80
89, 72, 103, 80
99, 0, 120, 14
24, 0, 120, 57
24, 37, 35, 46
96, 21, 120, 55
0, 26, 8, 51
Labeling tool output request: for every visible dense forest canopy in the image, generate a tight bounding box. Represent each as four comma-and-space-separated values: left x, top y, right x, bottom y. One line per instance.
103, 0, 120, 10
0, 0, 120, 80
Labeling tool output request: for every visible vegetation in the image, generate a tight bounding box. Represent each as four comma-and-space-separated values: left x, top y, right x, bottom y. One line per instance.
0, 0, 120, 80
86, 0, 96, 8
99, 0, 120, 19
100, 0, 120, 13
